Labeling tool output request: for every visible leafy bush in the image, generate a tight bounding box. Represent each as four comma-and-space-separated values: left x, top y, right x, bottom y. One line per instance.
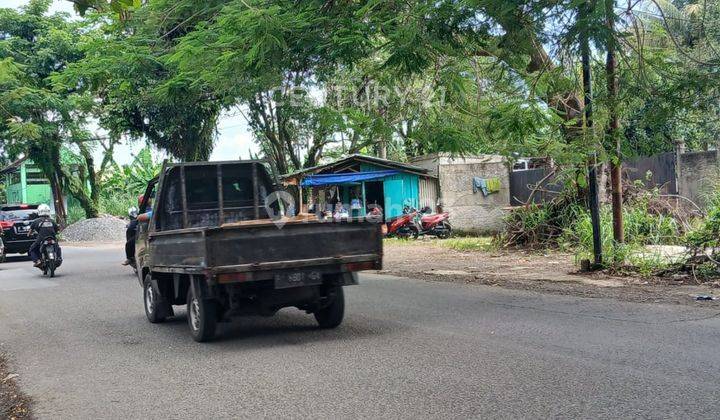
66, 203, 86, 225
100, 193, 137, 218
683, 188, 720, 279
100, 147, 160, 201
685, 188, 720, 252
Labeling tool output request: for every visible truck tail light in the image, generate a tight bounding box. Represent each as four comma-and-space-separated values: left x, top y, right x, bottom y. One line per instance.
344, 261, 377, 272
217, 272, 250, 284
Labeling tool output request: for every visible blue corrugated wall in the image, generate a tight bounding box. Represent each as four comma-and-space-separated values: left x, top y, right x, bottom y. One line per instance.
360, 163, 419, 218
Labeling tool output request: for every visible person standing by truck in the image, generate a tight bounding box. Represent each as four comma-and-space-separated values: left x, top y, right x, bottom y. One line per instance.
123, 195, 150, 266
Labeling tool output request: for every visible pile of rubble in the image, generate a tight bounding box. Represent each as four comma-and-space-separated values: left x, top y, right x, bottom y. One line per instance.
60, 215, 127, 242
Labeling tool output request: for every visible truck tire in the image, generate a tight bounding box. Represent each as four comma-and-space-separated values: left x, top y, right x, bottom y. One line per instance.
144, 275, 167, 324
314, 286, 345, 328
187, 287, 217, 342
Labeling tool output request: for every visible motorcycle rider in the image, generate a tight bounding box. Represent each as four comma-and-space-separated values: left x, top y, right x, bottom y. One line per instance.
28, 204, 59, 267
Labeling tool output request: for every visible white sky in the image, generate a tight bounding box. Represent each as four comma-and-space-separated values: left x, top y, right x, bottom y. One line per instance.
3, 0, 259, 166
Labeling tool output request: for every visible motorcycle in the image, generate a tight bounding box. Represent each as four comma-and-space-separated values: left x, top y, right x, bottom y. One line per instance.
37, 237, 61, 277
385, 206, 419, 239
416, 206, 452, 239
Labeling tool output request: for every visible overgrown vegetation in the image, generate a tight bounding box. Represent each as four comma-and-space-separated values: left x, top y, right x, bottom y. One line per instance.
499, 186, 695, 276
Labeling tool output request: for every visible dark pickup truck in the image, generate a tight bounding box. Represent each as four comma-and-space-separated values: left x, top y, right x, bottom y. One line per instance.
135, 160, 382, 341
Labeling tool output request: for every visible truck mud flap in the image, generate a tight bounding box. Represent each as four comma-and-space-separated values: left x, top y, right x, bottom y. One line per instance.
150, 278, 174, 318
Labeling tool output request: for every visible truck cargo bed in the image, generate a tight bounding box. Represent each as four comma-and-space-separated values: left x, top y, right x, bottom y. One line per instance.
148, 219, 382, 276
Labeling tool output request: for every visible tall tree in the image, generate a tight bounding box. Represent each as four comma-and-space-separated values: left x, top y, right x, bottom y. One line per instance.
0, 0, 89, 225
606, 0, 623, 243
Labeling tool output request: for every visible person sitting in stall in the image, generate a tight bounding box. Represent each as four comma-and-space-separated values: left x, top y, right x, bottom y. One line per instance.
333, 203, 349, 221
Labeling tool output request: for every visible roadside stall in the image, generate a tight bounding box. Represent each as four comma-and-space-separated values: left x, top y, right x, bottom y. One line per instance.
282, 154, 438, 221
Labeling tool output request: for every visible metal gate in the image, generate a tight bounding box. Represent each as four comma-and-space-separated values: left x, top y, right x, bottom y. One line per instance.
509, 168, 561, 206
623, 152, 677, 194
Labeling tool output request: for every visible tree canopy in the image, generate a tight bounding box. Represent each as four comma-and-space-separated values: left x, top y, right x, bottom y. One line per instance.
2, 0, 720, 218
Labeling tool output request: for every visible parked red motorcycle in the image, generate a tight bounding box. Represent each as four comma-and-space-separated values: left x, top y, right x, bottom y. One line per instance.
416, 206, 452, 239
384, 206, 419, 239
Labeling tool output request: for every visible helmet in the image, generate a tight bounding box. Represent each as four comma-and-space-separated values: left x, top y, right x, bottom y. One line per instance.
37, 204, 51, 217
128, 206, 139, 218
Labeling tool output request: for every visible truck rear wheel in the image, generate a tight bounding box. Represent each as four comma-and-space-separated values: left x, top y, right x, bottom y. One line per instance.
187, 287, 217, 342
144, 275, 167, 324
314, 286, 345, 328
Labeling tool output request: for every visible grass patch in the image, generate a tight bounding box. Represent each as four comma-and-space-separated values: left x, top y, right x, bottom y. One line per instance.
440, 237, 494, 252
384, 236, 496, 252
383, 237, 424, 246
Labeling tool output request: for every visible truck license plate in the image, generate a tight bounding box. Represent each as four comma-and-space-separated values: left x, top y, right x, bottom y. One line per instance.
274, 271, 322, 289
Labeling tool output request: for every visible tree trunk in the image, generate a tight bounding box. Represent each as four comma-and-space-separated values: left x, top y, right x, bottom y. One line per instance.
50, 172, 67, 228
606, 0, 624, 244
80, 143, 100, 218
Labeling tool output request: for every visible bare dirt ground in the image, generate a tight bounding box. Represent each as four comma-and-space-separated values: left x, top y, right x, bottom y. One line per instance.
0, 353, 32, 419
380, 239, 720, 307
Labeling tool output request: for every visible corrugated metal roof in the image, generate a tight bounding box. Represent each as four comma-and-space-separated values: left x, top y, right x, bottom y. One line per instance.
283, 154, 432, 179
0, 156, 28, 175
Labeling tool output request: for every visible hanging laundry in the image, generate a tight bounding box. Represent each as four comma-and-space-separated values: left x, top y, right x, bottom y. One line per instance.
473, 177, 501, 197
486, 177, 501, 194
472, 177, 489, 196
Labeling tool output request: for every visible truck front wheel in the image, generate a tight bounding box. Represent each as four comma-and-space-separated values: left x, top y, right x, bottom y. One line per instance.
314, 286, 345, 329
187, 287, 217, 342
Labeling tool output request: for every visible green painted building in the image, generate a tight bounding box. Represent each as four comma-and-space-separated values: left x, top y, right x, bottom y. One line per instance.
0, 157, 53, 205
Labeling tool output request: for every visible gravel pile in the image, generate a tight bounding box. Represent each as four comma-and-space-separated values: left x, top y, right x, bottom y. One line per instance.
60, 215, 127, 242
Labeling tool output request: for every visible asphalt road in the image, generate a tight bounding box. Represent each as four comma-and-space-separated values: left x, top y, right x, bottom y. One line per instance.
1, 246, 720, 419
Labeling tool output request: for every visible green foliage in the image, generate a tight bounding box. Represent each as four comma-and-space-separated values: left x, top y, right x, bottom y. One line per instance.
101, 147, 161, 199
501, 187, 684, 273
66, 203, 86, 225
685, 188, 720, 251
561, 193, 683, 271
99, 193, 136, 218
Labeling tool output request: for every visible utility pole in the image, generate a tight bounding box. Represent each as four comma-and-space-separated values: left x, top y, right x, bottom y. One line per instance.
580, 0, 603, 267
606, 0, 624, 244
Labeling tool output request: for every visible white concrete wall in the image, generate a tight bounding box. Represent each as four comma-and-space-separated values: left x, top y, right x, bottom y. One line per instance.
411, 154, 510, 234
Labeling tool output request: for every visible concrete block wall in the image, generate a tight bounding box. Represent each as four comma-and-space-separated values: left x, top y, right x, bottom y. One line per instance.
678, 151, 720, 208
411, 154, 510, 234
